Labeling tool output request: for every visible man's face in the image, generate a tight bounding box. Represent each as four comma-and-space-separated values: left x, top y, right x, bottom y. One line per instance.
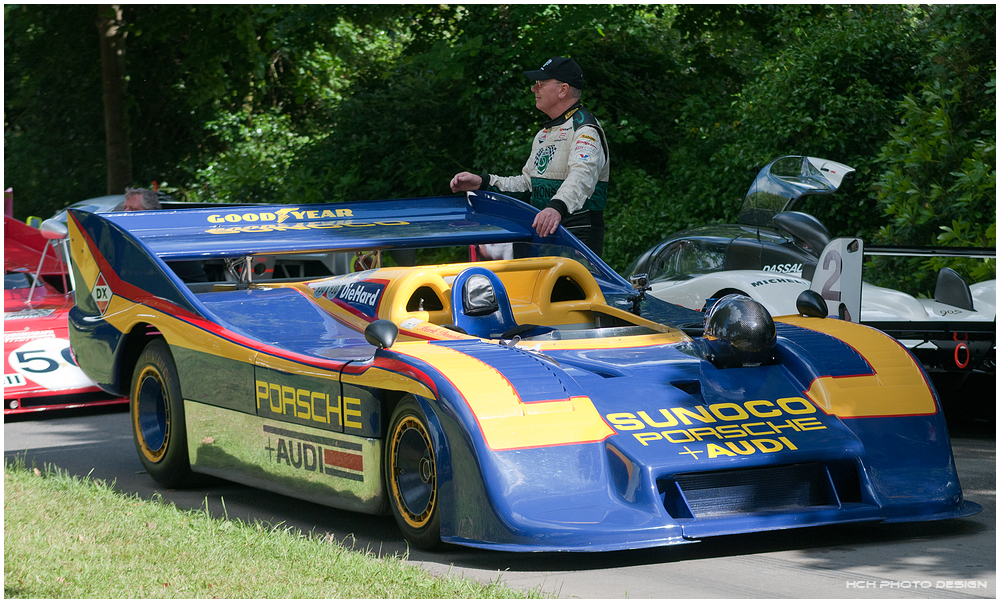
123, 194, 145, 211
531, 79, 566, 117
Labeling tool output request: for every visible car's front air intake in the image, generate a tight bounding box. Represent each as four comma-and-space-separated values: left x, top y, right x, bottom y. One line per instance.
660, 461, 862, 519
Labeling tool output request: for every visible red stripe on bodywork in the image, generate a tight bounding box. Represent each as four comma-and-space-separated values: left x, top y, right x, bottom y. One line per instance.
324, 448, 363, 472
342, 356, 440, 399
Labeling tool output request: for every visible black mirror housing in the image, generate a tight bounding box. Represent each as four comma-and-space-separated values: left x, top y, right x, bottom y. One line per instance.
364, 319, 399, 349
796, 289, 827, 318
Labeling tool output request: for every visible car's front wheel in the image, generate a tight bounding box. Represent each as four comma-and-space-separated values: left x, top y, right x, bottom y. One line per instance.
385, 396, 441, 550
713, 288, 750, 300
130, 338, 191, 488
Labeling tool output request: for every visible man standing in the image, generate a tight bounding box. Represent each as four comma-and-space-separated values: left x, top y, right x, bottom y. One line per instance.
450, 57, 610, 255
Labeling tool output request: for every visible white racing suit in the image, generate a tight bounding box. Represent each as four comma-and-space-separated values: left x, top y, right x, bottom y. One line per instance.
482, 103, 610, 255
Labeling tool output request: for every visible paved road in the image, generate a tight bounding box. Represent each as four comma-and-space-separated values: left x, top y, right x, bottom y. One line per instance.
5, 407, 995, 599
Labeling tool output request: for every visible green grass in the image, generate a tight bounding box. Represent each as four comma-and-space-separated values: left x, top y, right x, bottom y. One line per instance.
4, 459, 542, 599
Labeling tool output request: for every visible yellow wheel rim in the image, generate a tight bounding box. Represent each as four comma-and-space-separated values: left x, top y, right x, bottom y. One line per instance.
133, 365, 170, 463
389, 415, 437, 529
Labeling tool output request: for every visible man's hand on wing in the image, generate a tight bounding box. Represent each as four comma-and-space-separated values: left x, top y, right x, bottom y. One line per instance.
532, 207, 562, 237
450, 172, 483, 193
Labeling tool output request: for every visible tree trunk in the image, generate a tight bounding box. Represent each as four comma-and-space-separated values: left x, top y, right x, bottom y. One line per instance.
97, 5, 131, 194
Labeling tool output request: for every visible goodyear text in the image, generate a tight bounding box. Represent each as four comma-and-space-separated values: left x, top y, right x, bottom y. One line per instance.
208, 208, 354, 223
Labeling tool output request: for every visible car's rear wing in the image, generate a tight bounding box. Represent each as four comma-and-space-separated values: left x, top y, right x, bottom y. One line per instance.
68, 194, 539, 261
808, 238, 995, 374
65, 192, 629, 328
861, 245, 995, 316
739, 156, 855, 228
4, 215, 68, 276
864, 246, 995, 259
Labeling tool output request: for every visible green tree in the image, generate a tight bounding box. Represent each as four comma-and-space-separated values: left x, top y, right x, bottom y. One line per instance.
121, 5, 400, 195
699, 5, 926, 236
5, 4, 994, 299
869, 4, 996, 294
5, 5, 107, 219
97, 4, 132, 194
175, 5, 461, 203
4, 4, 424, 214
605, 5, 928, 272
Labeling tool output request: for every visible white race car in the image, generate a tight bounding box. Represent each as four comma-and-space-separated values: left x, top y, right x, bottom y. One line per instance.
626, 156, 996, 384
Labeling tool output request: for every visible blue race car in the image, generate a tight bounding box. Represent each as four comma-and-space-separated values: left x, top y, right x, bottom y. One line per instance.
64, 191, 979, 551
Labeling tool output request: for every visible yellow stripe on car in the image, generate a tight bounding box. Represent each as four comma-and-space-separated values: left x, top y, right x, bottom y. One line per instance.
394, 341, 614, 450
777, 316, 936, 418
67, 216, 101, 292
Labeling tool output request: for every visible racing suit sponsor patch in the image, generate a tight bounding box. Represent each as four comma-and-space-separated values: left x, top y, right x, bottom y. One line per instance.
534, 146, 558, 175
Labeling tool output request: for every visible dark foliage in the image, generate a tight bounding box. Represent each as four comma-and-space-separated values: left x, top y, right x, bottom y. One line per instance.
4, 4, 994, 293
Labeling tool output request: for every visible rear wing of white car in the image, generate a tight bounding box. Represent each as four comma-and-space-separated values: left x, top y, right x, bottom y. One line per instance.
808, 238, 864, 321
809, 239, 995, 376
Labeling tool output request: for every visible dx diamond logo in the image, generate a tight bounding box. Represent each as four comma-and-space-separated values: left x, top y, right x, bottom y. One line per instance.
91, 273, 113, 315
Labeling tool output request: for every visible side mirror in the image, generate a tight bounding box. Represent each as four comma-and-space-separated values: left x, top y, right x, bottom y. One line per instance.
40, 218, 68, 240
796, 289, 827, 318
364, 319, 398, 349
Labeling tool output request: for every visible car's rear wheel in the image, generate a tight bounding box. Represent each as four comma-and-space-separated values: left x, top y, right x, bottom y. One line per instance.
130, 338, 191, 487
385, 397, 441, 550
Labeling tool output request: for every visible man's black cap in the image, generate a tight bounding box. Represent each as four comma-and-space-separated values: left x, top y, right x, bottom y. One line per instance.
524, 57, 584, 89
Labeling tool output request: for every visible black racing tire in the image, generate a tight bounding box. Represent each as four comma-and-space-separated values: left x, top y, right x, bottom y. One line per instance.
714, 288, 750, 299
130, 338, 191, 488
700, 289, 751, 313
385, 396, 442, 550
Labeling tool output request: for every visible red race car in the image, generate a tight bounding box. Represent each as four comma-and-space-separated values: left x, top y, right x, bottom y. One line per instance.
4, 196, 127, 414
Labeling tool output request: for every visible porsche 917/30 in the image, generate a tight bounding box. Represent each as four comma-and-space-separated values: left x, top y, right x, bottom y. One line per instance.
64, 192, 980, 551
